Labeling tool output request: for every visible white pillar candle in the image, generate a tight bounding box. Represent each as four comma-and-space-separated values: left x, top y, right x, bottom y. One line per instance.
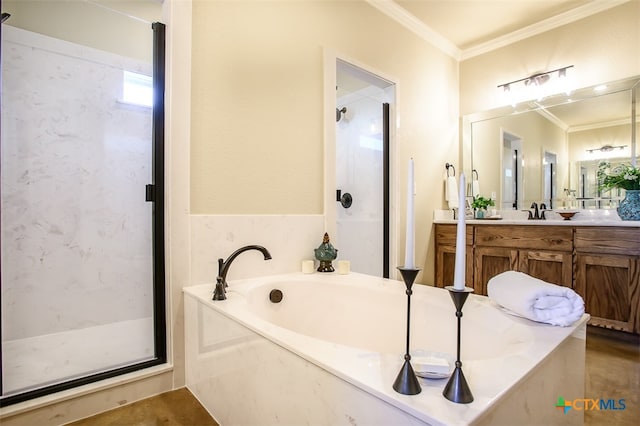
338, 260, 350, 275
404, 158, 415, 269
302, 260, 315, 274
453, 173, 466, 290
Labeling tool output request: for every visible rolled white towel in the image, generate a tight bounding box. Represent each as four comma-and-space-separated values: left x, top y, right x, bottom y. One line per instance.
445, 176, 458, 209
487, 271, 585, 326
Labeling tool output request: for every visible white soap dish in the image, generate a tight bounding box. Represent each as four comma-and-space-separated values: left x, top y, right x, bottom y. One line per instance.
411, 350, 454, 379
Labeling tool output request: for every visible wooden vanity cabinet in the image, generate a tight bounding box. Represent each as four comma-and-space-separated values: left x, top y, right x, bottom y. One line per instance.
434, 224, 572, 294
434, 224, 473, 289
473, 246, 517, 295
474, 225, 573, 293
434, 223, 640, 334
574, 227, 640, 333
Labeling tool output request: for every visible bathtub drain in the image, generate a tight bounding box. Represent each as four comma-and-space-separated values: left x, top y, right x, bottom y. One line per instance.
269, 289, 283, 303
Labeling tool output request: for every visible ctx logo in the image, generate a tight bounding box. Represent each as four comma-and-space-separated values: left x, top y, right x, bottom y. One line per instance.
555, 397, 626, 413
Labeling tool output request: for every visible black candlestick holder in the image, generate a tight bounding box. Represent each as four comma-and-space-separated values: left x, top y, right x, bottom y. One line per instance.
393, 267, 422, 395
443, 286, 474, 403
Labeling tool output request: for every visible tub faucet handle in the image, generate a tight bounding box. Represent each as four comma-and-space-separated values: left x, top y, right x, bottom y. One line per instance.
213, 276, 227, 301
213, 245, 272, 301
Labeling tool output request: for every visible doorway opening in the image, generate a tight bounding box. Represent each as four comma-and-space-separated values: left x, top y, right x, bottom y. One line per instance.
502, 131, 523, 210
543, 150, 557, 209
335, 59, 395, 278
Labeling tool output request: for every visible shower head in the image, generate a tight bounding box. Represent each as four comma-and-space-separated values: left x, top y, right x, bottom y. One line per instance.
336, 107, 347, 122
1, 13, 10, 23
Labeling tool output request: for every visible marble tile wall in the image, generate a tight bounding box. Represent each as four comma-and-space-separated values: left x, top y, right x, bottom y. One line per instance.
190, 215, 325, 285
1, 26, 154, 340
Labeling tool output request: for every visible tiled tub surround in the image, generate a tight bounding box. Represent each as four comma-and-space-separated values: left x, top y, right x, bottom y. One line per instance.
185, 273, 588, 425
190, 215, 325, 284
1, 27, 155, 393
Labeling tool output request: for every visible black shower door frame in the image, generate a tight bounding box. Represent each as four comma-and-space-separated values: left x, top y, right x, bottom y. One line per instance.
0, 21, 167, 408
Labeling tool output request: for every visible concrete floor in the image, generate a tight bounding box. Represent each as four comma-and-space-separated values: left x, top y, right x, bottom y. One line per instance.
584, 326, 639, 426
66, 388, 218, 426
67, 326, 638, 426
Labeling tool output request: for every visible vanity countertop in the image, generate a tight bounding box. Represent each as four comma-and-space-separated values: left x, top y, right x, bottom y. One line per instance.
433, 218, 640, 227
433, 209, 640, 227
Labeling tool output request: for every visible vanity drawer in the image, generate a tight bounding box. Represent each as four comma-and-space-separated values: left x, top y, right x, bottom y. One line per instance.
475, 225, 573, 251
575, 227, 640, 256
434, 224, 473, 246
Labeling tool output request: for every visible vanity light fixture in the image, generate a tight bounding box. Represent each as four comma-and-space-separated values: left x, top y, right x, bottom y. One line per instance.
498, 65, 574, 106
586, 144, 627, 154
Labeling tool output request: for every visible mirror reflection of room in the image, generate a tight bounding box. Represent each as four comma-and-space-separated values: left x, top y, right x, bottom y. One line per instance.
468, 76, 638, 213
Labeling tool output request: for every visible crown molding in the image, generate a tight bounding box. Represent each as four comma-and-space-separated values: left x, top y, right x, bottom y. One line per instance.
535, 107, 569, 132
366, 0, 631, 62
569, 117, 631, 133
365, 0, 461, 60
461, 0, 630, 60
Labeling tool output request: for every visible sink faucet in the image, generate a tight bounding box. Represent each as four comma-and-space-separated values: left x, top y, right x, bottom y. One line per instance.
530, 202, 540, 220
213, 245, 272, 300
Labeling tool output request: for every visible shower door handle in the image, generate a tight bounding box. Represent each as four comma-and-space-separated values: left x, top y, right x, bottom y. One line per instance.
336, 189, 353, 209
145, 184, 156, 202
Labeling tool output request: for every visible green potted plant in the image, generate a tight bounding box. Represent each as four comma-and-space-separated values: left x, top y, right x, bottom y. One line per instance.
598, 163, 640, 220
471, 196, 495, 219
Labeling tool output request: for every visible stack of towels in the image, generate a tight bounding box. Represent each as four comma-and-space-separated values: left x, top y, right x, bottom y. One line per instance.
487, 271, 585, 327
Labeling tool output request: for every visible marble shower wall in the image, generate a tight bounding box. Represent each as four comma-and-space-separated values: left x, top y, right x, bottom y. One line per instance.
1, 27, 154, 340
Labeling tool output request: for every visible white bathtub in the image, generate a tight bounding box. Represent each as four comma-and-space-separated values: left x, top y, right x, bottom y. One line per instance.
184, 272, 588, 425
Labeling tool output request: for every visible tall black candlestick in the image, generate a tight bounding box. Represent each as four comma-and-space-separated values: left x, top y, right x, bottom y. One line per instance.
443, 286, 474, 403
393, 267, 421, 395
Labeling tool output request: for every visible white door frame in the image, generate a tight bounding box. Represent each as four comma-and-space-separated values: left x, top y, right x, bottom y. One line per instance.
322, 48, 398, 275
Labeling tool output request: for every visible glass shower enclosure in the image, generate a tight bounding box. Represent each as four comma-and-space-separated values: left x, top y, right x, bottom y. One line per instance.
0, 0, 166, 406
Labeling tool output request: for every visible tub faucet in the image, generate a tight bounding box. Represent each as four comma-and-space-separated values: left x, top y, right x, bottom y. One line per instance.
213, 245, 272, 301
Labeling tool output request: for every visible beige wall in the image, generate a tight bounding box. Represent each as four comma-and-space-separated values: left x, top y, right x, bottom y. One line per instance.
2, 0, 161, 63
460, 1, 640, 116
190, 0, 459, 282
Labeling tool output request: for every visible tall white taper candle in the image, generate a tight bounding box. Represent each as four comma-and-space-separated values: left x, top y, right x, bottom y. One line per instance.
404, 158, 415, 269
453, 173, 466, 290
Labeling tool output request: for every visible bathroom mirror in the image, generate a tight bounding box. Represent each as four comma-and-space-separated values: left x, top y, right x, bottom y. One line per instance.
463, 75, 639, 210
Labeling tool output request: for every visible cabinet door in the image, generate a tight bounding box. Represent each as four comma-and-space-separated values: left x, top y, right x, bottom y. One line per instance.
518, 250, 573, 288
434, 224, 473, 288
575, 253, 640, 333
435, 244, 474, 289
474, 246, 518, 295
